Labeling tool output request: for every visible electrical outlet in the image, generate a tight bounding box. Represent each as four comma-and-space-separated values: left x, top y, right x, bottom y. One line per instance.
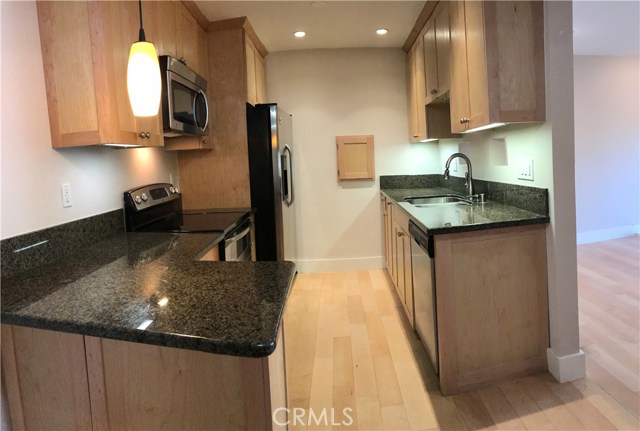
61, 183, 72, 207
517, 159, 534, 181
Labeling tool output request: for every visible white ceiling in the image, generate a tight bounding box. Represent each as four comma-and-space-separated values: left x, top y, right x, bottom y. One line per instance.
573, 0, 640, 56
195, 1, 640, 56
195, 1, 425, 52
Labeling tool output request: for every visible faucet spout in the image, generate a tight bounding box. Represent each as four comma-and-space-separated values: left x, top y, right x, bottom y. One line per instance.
444, 152, 474, 196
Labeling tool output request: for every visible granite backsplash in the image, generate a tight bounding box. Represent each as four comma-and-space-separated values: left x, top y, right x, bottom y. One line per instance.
1, 209, 124, 278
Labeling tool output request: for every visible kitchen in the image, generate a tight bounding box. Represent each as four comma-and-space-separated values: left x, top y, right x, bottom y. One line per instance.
1, 1, 638, 430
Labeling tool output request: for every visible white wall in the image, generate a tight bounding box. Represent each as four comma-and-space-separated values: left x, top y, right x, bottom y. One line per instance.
574, 55, 640, 244
437, 123, 553, 190
0, 1, 179, 240
267, 48, 440, 272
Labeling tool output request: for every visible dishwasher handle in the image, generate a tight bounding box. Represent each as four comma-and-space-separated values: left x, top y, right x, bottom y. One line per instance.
409, 221, 434, 258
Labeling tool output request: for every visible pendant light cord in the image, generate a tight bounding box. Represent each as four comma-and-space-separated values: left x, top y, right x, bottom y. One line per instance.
137, 0, 146, 42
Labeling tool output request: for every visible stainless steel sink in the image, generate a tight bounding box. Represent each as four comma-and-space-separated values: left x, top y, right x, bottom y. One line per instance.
404, 195, 472, 206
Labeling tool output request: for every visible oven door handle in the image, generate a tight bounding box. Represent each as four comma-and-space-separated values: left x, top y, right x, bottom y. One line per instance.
225, 225, 251, 248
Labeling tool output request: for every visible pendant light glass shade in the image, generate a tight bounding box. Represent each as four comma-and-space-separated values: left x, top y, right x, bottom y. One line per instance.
127, 41, 161, 117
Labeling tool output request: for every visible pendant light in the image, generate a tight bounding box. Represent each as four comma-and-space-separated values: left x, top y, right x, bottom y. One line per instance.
127, 0, 161, 117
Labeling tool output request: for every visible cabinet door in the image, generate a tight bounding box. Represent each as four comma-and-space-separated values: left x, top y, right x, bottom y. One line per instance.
406, 48, 418, 142
1, 325, 92, 430
245, 40, 258, 105
423, 22, 438, 105
142, 1, 176, 58
393, 222, 405, 299
449, 0, 470, 133
176, 4, 207, 77
464, 0, 490, 130
37, 1, 101, 148
255, 52, 268, 104
434, 2, 451, 96
100, 1, 163, 146
413, 36, 427, 141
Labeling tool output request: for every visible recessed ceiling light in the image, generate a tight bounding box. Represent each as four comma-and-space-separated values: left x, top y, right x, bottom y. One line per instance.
294, 31, 306, 38
376, 28, 389, 36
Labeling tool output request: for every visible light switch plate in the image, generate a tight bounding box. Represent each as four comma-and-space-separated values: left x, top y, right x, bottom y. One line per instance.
517, 159, 534, 181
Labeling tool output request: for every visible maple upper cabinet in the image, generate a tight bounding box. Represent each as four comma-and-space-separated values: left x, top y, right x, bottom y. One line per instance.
37, 1, 165, 148
176, 4, 208, 78
246, 37, 268, 105
177, 18, 268, 209
423, 2, 451, 105
449, 1, 545, 133
406, 36, 427, 142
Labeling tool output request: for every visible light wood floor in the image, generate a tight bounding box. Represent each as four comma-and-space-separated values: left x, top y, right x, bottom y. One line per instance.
284, 235, 639, 430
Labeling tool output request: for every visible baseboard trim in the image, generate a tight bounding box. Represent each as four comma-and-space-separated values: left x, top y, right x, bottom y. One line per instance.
577, 225, 640, 245
547, 348, 586, 382
296, 256, 385, 273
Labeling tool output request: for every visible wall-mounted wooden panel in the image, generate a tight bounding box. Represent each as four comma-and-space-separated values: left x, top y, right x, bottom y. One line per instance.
336, 135, 375, 181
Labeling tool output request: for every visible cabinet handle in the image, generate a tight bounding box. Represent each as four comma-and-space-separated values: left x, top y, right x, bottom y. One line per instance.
179, 57, 187, 65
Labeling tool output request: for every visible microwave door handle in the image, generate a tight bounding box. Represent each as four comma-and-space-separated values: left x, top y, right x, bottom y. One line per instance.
284, 145, 293, 206
200, 90, 209, 131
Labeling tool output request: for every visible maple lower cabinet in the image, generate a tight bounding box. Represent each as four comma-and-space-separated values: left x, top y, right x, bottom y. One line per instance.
434, 225, 548, 394
2, 324, 287, 430
381, 197, 414, 327
177, 18, 268, 209
449, 1, 545, 133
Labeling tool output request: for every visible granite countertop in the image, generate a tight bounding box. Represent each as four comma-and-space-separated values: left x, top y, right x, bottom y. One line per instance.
1, 232, 296, 358
381, 187, 550, 234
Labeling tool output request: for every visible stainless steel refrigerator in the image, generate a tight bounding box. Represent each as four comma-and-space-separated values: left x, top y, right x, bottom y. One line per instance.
246, 103, 297, 262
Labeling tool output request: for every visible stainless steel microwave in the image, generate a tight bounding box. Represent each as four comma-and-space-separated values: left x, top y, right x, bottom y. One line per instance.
159, 56, 209, 137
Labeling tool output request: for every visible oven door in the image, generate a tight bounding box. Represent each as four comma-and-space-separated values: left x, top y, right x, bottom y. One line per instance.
223, 220, 252, 261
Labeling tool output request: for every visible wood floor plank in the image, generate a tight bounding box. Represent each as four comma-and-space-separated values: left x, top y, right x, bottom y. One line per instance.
476, 386, 528, 430
452, 391, 497, 430
499, 380, 554, 430
571, 378, 640, 431
521, 375, 585, 430
333, 336, 357, 430
541, 376, 616, 431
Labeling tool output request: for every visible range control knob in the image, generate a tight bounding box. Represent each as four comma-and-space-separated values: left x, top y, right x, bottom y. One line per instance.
134, 195, 142, 204
169, 186, 175, 194
141, 193, 148, 201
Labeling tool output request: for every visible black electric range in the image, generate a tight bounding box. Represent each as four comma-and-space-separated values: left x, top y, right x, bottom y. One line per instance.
124, 183, 252, 260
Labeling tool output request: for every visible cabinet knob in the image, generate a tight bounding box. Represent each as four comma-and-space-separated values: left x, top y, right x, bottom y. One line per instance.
431, 89, 438, 95
201, 139, 208, 145
145, 132, 151, 138
413, 134, 419, 138
139, 132, 146, 138
179, 57, 187, 65
396, 231, 404, 238
459, 118, 465, 124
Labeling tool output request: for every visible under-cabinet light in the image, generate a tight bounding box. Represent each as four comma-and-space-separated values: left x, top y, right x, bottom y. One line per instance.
104, 144, 142, 148
462, 122, 507, 134
127, 0, 161, 117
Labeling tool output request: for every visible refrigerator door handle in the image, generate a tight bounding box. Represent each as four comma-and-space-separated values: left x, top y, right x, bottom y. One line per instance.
283, 145, 294, 206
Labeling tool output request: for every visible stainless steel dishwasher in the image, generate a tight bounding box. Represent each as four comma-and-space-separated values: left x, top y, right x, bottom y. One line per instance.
409, 220, 438, 374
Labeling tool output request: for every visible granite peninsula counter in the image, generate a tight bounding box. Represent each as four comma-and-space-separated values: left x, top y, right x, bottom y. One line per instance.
1, 231, 295, 430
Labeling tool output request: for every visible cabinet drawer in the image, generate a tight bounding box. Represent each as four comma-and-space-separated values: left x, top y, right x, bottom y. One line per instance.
392, 203, 411, 232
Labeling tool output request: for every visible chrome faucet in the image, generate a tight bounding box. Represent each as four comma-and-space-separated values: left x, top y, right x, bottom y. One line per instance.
444, 152, 474, 196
